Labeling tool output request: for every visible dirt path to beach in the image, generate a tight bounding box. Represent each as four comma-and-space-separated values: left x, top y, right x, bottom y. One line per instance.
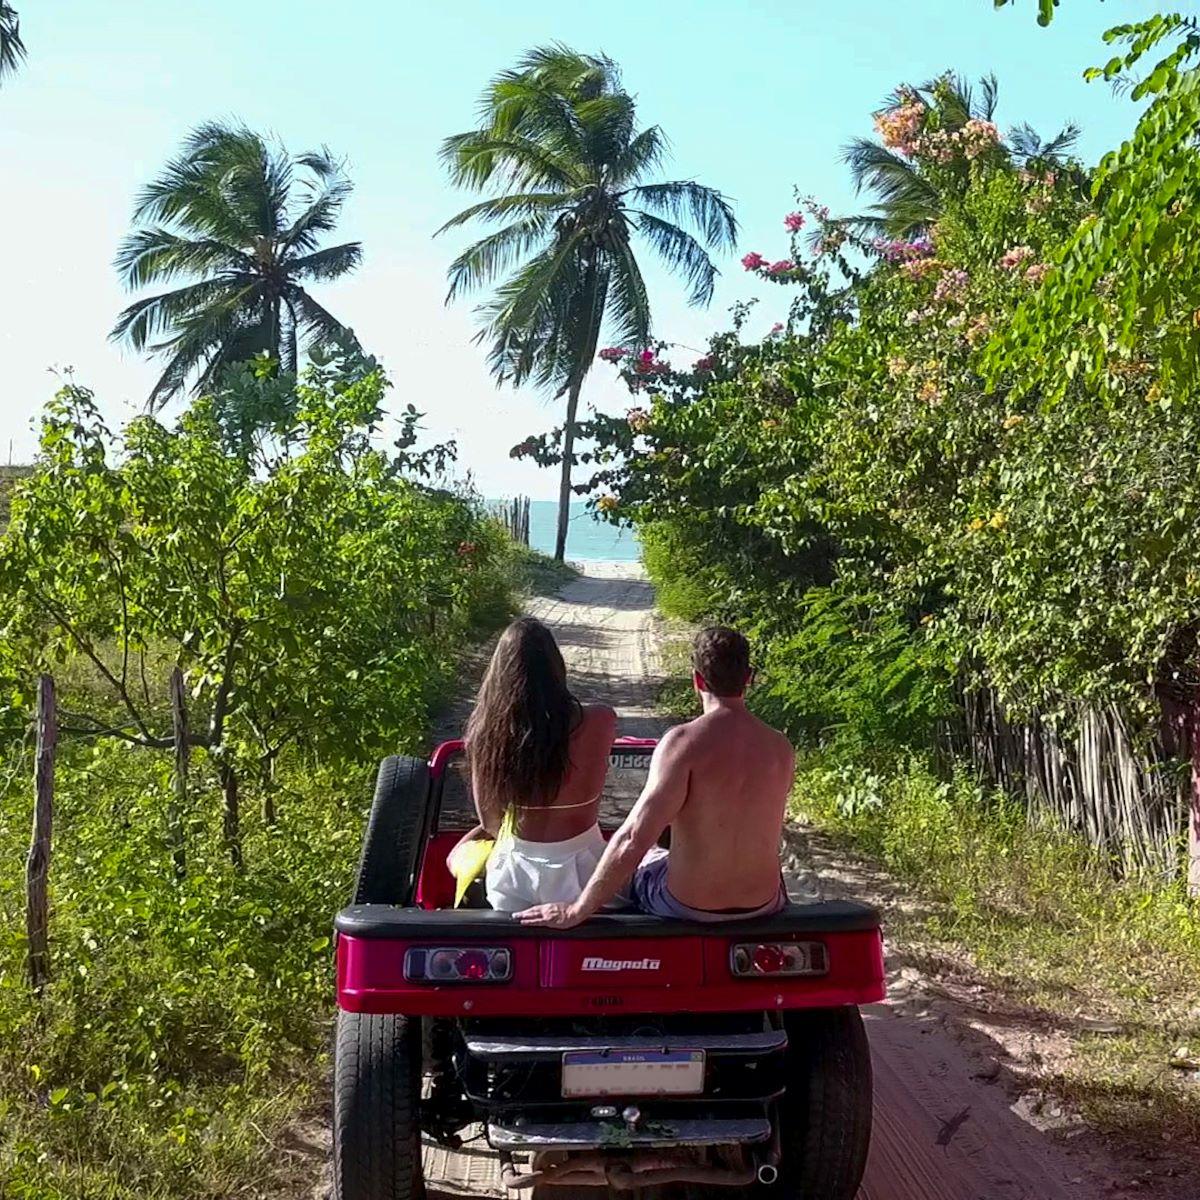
302, 562, 1182, 1200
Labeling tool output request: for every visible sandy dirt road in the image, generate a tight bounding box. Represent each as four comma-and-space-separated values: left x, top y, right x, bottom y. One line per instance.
309, 563, 1170, 1200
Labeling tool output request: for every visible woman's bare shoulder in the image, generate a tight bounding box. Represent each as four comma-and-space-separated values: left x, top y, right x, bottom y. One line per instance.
579, 703, 618, 729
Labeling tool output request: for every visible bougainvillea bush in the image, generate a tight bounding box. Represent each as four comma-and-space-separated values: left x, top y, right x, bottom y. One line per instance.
516, 51, 1200, 764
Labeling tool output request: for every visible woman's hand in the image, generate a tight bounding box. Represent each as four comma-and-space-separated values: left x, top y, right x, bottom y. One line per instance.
513, 901, 587, 929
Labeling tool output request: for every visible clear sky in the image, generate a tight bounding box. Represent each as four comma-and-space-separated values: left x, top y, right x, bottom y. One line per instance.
0, 0, 1157, 499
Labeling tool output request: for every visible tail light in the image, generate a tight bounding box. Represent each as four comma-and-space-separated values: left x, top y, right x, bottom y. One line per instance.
730, 941, 828, 978
404, 946, 512, 984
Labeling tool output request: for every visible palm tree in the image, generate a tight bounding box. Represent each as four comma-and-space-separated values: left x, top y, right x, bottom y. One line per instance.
112, 122, 362, 409
842, 73, 1079, 237
439, 46, 737, 560
0, 2, 26, 83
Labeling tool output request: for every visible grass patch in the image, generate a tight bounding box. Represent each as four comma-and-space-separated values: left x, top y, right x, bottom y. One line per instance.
510, 544, 580, 597
0, 744, 362, 1198
795, 753, 1200, 1146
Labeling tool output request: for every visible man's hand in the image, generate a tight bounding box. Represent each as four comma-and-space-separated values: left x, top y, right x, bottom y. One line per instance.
513, 901, 587, 929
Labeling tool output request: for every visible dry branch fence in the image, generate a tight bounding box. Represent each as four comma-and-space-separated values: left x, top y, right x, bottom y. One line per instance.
945, 681, 1199, 891
494, 496, 530, 546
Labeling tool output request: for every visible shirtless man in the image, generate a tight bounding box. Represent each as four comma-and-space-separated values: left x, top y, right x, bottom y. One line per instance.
515, 626, 794, 929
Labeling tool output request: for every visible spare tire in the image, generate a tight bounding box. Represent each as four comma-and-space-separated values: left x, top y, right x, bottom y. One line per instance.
776, 1006, 873, 1199
353, 755, 430, 906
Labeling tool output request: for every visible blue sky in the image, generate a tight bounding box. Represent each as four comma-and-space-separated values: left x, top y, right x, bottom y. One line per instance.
0, 0, 1157, 498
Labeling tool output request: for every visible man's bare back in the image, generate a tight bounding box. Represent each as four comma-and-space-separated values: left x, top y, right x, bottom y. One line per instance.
659, 704, 793, 911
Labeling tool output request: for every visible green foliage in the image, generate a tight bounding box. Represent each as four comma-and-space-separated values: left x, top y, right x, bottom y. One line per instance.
795, 749, 1200, 1143
993, 0, 1064, 27
990, 14, 1200, 406
0, 356, 519, 1196
0, 356, 508, 788
112, 121, 363, 408
567, 49, 1200, 749
0, 742, 364, 1198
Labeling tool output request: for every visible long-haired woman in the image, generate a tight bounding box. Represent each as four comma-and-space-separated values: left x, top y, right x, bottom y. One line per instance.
463, 617, 616, 912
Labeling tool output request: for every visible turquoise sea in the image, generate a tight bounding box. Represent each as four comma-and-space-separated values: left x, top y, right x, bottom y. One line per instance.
522, 500, 641, 562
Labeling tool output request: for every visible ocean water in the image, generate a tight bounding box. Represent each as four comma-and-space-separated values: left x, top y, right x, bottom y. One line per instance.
524, 500, 641, 562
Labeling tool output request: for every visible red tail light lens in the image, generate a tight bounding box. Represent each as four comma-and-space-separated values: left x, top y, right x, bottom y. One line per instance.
730, 941, 828, 978
404, 946, 512, 984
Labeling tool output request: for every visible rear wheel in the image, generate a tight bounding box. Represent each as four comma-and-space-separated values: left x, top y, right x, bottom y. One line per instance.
334, 1010, 424, 1200
353, 755, 430, 905
775, 1006, 873, 1198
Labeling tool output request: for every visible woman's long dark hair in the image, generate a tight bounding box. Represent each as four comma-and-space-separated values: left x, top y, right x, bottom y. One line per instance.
466, 617, 582, 828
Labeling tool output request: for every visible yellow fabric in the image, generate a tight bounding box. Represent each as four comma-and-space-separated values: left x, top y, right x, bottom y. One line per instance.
448, 809, 515, 907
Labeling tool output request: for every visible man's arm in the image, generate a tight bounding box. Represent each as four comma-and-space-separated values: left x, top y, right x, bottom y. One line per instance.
515, 728, 691, 928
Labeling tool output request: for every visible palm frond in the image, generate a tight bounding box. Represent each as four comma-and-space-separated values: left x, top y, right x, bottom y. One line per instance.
603, 227, 651, 348
283, 158, 354, 253
978, 73, 1000, 121
286, 286, 357, 350
632, 211, 718, 306
444, 218, 550, 301
1009, 121, 1081, 165
0, 1, 26, 81
117, 121, 360, 407
115, 228, 254, 288
613, 126, 668, 185
287, 241, 363, 282
439, 130, 583, 191
435, 192, 573, 234
111, 278, 255, 350
626, 181, 737, 250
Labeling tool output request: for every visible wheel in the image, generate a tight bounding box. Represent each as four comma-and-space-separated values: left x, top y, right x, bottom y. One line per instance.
334, 1010, 424, 1200
776, 1006, 873, 1199
353, 756, 430, 905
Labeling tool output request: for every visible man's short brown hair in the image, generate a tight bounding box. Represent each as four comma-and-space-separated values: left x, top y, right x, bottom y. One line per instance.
691, 626, 751, 697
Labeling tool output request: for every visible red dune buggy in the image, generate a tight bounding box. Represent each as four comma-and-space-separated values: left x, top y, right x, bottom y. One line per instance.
333, 738, 884, 1197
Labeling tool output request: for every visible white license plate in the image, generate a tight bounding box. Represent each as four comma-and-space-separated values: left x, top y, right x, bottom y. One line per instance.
561, 1049, 705, 1097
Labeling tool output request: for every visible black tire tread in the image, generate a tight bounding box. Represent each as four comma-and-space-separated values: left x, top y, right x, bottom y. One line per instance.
779, 1006, 873, 1199
333, 1010, 422, 1200
353, 755, 430, 906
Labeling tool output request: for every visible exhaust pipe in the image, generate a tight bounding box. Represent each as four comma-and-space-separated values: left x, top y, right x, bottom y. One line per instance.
756, 1163, 779, 1186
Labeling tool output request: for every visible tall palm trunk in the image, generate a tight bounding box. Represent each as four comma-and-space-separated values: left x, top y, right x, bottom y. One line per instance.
553, 260, 606, 562
554, 380, 582, 560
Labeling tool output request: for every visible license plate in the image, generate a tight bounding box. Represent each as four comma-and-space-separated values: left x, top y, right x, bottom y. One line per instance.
561, 1049, 705, 1097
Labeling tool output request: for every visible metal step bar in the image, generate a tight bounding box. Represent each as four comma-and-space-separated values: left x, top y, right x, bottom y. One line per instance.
488, 1116, 772, 1150
466, 1030, 787, 1060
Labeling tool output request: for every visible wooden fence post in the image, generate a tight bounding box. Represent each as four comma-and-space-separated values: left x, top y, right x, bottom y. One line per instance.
1189, 703, 1200, 897
169, 666, 188, 879
25, 674, 57, 991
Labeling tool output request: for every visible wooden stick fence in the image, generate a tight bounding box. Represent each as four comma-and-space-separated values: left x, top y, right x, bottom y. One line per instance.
946, 680, 1191, 885
494, 496, 531, 546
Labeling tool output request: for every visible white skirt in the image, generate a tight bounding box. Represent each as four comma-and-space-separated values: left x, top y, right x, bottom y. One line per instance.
486, 823, 606, 913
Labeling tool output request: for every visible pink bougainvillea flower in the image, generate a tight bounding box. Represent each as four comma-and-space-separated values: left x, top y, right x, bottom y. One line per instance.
932, 268, 970, 305
638, 349, 656, 364
769, 322, 784, 335
784, 212, 805, 232
626, 407, 651, 432
767, 259, 795, 276
1023, 262, 1051, 285
693, 355, 715, 372
741, 251, 766, 270
998, 245, 1035, 271
961, 118, 1000, 159
597, 346, 626, 362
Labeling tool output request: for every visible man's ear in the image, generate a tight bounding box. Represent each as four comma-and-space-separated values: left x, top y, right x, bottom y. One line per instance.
692, 670, 707, 694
